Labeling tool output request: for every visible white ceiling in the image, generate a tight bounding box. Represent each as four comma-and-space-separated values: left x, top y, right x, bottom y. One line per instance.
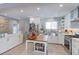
0, 3, 79, 19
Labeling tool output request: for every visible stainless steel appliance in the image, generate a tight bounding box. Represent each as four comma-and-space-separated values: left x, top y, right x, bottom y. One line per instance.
64, 36, 72, 54
64, 34, 79, 55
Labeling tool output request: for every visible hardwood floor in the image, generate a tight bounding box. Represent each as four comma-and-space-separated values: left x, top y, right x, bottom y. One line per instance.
2, 43, 69, 55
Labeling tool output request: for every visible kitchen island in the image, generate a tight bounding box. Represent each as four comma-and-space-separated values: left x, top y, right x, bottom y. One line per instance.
26, 34, 48, 54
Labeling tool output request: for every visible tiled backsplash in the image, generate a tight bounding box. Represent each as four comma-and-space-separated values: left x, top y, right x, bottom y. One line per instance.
64, 28, 79, 35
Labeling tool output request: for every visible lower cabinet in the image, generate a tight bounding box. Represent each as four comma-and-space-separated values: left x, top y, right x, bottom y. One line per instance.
48, 36, 58, 44
0, 38, 8, 54
72, 38, 79, 55
47, 32, 64, 45
58, 33, 64, 45
0, 33, 23, 54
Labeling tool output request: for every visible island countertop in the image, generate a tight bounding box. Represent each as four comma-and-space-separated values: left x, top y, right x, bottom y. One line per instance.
65, 35, 79, 38
26, 34, 48, 42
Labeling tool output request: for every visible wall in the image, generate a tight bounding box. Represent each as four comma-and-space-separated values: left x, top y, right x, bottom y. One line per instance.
0, 16, 9, 33
0, 16, 19, 33
0, 16, 24, 34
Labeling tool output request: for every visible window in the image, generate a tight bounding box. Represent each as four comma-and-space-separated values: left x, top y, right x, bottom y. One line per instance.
46, 22, 58, 29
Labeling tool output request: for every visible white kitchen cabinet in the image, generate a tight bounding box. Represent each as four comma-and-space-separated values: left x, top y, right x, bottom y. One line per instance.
19, 33, 23, 43
48, 33, 58, 44
71, 21, 79, 28
47, 33, 64, 45
64, 8, 78, 29
7, 34, 19, 49
0, 38, 9, 54
58, 33, 64, 45
48, 36, 58, 44
0, 33, 23, 54
70, 8, 78, 20
7, 33, 23, 50
72, 38, 79, 55
64, 13, 71, 29
58, 19, 64, 45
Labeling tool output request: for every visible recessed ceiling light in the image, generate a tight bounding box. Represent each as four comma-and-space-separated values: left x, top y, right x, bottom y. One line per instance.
37, 8, 40, 11
20, 9, 24, 13
59, 4, 63, 7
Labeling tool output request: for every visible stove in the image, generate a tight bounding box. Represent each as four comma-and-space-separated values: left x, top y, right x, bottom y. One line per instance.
64, 34, 79, 54
64, 36, 72, 54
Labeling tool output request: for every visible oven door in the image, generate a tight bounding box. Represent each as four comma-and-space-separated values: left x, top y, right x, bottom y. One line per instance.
64, 39, 69, 50
64, 36, 72, 54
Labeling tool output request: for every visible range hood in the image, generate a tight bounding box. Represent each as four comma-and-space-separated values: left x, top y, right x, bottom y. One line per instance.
71, 7, 79, 22
71, 18, 79, 22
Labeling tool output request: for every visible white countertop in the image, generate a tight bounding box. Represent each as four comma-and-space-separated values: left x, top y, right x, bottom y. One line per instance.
72, 38, 79, 42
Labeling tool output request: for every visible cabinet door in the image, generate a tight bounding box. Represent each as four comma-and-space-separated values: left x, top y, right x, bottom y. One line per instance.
64, 13, 71, 29
0, 38, 8, 54
48, 35, 58, 43
72, 39, 79, 55
71, 22, 79, 28
7, 35, 14, 50
0, 34, 21, 54
7, 34, 19, 50
58, 33, 64, 45
72, 46, 79, 55
19, 34, 23, 44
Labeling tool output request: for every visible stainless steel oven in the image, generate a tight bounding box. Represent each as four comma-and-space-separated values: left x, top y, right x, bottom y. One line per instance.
64, 36, 72, 54
64, 39, 69, 49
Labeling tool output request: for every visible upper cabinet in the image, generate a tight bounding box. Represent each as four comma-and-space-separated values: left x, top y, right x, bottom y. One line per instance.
70, 8, 78, 20
71, 21, 79, 28
71, 18, 79, 28
64, 7, 79, 29
64, 13, 71, 29
64, 7, 78, 21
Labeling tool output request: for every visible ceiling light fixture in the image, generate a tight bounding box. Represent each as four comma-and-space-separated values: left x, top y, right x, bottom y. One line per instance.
59, 4, 63, 7
20, 9, 24, 13
37, 8, 40, 11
